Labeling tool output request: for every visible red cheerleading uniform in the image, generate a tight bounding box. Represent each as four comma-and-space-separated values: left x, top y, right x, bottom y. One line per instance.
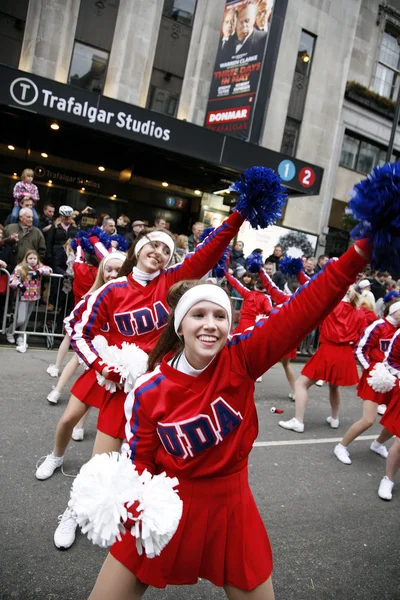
301, 301, 366, 385
355, 317, 398, 404
110, 241, 369, 590
72, 244, 98, 306
380, 329, 400, 435
66, 212, 246, 438
225, 271, 271, 332
360, 306, 377, 327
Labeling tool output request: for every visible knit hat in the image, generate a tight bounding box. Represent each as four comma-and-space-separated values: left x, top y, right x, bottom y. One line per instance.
358, 279, 371, 289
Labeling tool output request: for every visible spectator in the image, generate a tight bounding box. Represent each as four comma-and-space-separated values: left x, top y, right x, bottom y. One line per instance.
370, 271, 387, 301
230, 240, 247, 271
6, 249, 52, 352
304, 257, 316, 276
265, 244, 283, 265
102, 217, 116, 235
154, 216, 167, 229
315, 254, 328, 273
175, 234, 189, 260
3, 208, 46, 269
265, 260, 286, 291
95, 212, 110, 227
116, 214, 130, 236
38, 203, 55, 238
358, 279, 376, 304
11, 168, 40, 227
4, 197, 35, 226
124, 220, 145, 247
188, 221, 205, 252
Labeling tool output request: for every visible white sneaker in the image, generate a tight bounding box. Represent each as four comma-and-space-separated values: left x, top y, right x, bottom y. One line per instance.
256, 376, 263, 382
54, 507, 78, 550
378, 476, 394, 501
16, 343, 28, 353
370, 441, 389, 458
47, 388, 61, 404
377, 404, 387, 416
278, 417, 304, 433
326, 416, 339, 429
315, 380, 324, 387
6, 332, 15, 344
35, 452, 64, 480
334, 443, 352, 465
288, 392, 295, 401
16, 336, 24, 346
72, 427, 84, 441
46, 364, 59, 377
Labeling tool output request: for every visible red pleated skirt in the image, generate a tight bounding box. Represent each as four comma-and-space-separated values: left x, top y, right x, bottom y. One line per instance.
380, 382, 400, 436
70, 369, 105, 409
357, 364, 394, 405
110, 467, 273, 590
301, 342, 359, 386
284, 348, 297, 360
97, 388, 127, 440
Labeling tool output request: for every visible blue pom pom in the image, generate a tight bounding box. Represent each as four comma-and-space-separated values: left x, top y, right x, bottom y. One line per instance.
87, 227, 112, 250
110, 234, 128, 252
246, 251, 263, 273
349, 162, 400, 270
230, 166, 287, 230
278, 256, 304, 276
199, 227, 215, 243
383, 290, 400, 304
214, 265, 225, 278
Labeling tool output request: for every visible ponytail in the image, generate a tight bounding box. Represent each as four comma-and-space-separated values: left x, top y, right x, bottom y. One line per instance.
348, 286, 361, 308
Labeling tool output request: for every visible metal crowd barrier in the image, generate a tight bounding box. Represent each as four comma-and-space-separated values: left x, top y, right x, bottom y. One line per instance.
4, 272, 72, 348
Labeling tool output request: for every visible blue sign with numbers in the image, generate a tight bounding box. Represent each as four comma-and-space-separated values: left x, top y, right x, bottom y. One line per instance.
278, 160, 296, 182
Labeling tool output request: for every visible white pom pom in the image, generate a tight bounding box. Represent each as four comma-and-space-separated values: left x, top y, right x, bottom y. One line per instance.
69, 453, 183, 557
367, 362, 396, 393
131, 471, 183, 558
69, 452, 141, 547
92, 337, 148, 392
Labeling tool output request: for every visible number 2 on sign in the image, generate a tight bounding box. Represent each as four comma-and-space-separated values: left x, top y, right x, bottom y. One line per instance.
299, 166, 316, 188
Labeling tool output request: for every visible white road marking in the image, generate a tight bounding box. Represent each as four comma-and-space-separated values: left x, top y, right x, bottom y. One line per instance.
254, 434, 377, 447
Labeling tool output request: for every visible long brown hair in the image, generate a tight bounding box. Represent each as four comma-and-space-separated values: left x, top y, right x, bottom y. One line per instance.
118, 227, 176, 277
147, 280, 226, 371
18, 249, 42, 279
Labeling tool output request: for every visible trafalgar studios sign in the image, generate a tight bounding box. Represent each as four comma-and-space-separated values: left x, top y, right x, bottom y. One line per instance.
0, 65, 224, 163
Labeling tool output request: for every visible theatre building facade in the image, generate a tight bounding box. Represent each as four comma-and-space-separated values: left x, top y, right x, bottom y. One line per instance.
0, 0, 395, 256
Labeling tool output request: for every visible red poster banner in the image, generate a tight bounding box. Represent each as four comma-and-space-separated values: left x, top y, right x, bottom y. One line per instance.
204, 0, 274, 140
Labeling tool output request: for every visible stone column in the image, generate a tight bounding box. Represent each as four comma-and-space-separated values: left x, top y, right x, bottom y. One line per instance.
19, 0, 80, 82
177, 0, 226, 125
103, 0, 164, 107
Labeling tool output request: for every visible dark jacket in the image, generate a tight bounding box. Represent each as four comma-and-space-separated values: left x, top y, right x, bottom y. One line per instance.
229, 249, 247, 270
46, 223, 77, 268
124, 231, 137, 248
272, 270, 287, 291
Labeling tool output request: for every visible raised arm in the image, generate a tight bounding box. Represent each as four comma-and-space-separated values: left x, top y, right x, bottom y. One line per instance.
230, 241, 370, 379
166, 211, 244, 284
258, 268, 290, 304
224, 270, 250, 299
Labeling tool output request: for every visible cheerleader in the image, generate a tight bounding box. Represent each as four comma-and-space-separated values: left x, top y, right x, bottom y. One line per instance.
35, 253, 126, 473
378, 329, 400, 500
259, 264, 309, 398
224, 270, 272, 332
88, 236, 370, 600
333, 300, 400, 465
279, 286, 366, 433
359, 293, 377, 327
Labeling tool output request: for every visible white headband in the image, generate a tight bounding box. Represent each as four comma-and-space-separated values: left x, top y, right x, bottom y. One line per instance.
134, 232, 175, 267
102, 251, 126, 266
174, 285, 232, 335
389, 301, 400, 315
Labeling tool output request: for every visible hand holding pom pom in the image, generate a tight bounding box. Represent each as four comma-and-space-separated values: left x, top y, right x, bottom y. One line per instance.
367, 362, 396, 393
230, 166, 287, 230
349, 162, 400, 271
246, 251, 263, 273
278, 256, 304, 277
69, 453, 183, 556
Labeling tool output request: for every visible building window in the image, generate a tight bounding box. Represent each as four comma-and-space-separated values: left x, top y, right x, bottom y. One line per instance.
281, 117, 301, 156
295, 30, 316, 76
339, 131, 396, 174
147, 85, 179, 117
163, 0, 197, 27
373, 30, 400, 100
68, 42, 109, 94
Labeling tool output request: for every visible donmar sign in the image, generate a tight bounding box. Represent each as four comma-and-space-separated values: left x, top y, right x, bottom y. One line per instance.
204, 0, 274, 140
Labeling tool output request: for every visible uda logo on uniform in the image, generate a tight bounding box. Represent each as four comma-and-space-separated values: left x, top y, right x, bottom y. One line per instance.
10, 77, 39, 106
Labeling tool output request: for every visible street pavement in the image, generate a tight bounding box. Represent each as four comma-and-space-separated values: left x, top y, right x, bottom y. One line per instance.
0, 347, 399, 600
